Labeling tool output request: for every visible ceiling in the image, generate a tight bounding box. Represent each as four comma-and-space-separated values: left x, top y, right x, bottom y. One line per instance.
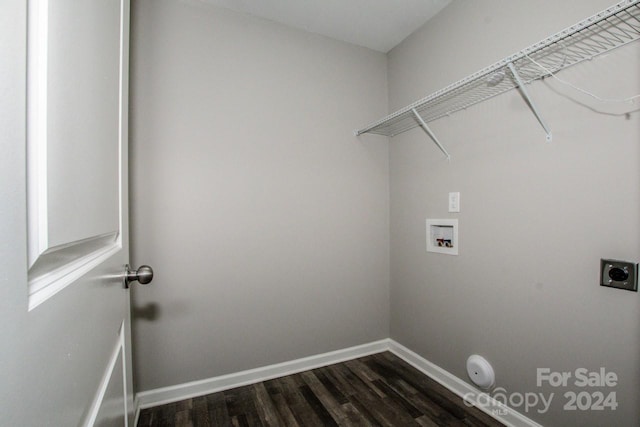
198, 0, 452, 53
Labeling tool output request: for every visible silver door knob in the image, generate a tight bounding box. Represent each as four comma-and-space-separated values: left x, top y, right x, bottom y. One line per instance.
124, 264, 154, 288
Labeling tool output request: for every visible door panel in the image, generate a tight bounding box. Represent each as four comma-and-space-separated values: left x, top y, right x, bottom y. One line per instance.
95, 350, 126, 427
0, 0, 134, 425
90, 322, 127, 427
47, 0, 121, 248
27, 0, 127, 312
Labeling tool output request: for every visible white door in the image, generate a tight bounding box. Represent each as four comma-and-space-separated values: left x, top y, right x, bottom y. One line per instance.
0, 1, 142, 426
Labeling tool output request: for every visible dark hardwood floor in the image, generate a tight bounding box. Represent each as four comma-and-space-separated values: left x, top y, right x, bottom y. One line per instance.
137, 351, 504, 426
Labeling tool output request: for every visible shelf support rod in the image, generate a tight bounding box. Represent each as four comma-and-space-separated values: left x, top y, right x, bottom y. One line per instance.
411, 108, 451, 160
507, 62, 552, 142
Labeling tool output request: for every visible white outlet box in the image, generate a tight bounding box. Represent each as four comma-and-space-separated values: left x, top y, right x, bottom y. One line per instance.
426, 219, 458, 255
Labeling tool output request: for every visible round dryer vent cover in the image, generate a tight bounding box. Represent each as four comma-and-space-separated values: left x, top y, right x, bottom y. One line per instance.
466, 355, 495, 389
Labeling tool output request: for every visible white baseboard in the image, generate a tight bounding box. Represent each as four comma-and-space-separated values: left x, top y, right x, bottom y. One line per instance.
134, 338, 541, 427
387, 340, 542, 427
136, 339, 389, 411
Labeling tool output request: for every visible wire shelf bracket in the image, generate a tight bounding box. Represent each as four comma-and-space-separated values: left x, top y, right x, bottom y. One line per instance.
507, 62, 553, 142
411, 108, 451, 160
355, 0, 640, 156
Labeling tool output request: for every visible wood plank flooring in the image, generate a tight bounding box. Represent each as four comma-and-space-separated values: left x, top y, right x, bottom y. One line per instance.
137, 352, 504, 426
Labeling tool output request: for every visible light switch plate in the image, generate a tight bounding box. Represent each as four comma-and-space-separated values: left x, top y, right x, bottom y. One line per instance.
448, 192, 460, 213
600, 259, 638, 292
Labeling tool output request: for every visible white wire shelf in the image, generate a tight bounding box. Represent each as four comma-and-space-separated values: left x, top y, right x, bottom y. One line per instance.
355, 0, 640, 153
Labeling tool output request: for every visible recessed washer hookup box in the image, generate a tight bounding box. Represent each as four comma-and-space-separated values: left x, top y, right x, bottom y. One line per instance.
426, 219, 458, 256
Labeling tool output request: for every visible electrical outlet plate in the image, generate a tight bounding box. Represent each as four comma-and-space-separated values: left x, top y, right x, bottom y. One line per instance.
600, 259, 638, 292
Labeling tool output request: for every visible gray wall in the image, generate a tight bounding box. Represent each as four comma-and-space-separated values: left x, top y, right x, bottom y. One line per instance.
131, 1, 640, 425
130, 0, 390, 391
388, 1, 640, 426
